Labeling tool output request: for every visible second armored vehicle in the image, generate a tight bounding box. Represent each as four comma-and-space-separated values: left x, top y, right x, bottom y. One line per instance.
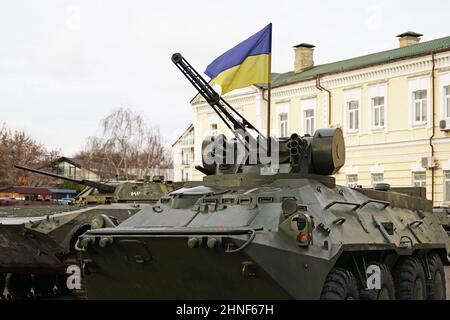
0, 166, 182, 298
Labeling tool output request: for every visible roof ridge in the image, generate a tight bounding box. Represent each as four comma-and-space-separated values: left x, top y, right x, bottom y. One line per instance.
272, 35, 450, 87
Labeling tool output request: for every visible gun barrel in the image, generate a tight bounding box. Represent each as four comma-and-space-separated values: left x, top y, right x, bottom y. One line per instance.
14, 164, 116, 193
171, 53, 263, 143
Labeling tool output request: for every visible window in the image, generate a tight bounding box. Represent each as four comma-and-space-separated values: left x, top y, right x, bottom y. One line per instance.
412, 172, 426, 188
346, 174, 358, 188
371, 173, 384, 187
182, 150, 190, 165
372, 96, 385, 128
445, 171, 450, 202
445, 86, 450, 118
209, 123, 218, 136
304, 109, 315, 136
347, 100, 359, 132
412, 90, 427, 124
68, 165, 77, 179
279, 113, 288, 137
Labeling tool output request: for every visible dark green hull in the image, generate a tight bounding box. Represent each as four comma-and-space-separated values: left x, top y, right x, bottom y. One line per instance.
83, 230, 338, 300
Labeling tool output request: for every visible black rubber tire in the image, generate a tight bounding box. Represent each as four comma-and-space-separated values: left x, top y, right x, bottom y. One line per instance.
55, 274, 74, 296
6, 274, 32, 299
425, 253, 446, 300
320, 268, 359, 300
0, 273, 5, 296
359, 262, 395, 300
32, 275, 56, 297
393, 256, 427, 300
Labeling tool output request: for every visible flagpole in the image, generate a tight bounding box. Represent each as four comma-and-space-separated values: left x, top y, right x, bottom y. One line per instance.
267, 47, 272, 138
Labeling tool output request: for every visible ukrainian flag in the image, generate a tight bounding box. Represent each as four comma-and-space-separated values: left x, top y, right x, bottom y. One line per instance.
205, 23, 272, 95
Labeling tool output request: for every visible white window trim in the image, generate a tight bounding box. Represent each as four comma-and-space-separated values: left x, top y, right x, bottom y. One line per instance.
343, 88, 362, 135
275, 102, 290, 138
411, 171, 426, 188
368, 83, 388, 133
445, 86, 450, 119
300, 98, 317, 136
209, 123, 218, 136
207, 114, 219, 136
371, 173, 384, 186
444, 170, 450, 203
408, 76, 431, 129
370, 164, 384, 174
345, 165, 359, 176
443, 159, 450, 203
411, 161, 426, 173
440, 72, 450, 120
346, 174, 359, 188
443, 159, 450, 171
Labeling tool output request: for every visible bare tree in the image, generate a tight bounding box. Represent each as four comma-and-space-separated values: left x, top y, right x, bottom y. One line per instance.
77, 108, 171, 180
0, 123, 61, 187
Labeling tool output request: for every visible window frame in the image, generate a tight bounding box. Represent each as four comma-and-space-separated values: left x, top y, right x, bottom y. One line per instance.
303, 108, 315, 136
371, 96, 385, 130
344, 88, 362, 135
371, 173, 384, 187
209, 123, 218, 136
445, 85, 450, 119
444, 171, 450, 202
278, 112, 288, 138
412, 89, 428, 125
368, 83, 388, 133
408, 76, 430, 128
347, 100, 360, 133
346, 174, 359, 188
300, 98, 317, 136
411, 171, 426, 188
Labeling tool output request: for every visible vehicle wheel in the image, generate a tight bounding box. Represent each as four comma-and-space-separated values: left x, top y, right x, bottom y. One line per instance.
55, 274, 73, 296
320, 268, 359, 300
32, 275, 56, 297
425, 253, 446, 300
0, 273, 5, 297
359, 262, 395, 300
393, 256, 426, 300
6, 274, 32, 299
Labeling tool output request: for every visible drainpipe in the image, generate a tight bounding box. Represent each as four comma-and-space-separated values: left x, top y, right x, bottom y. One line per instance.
429, 53, 436, 204
316, 76, 332, 126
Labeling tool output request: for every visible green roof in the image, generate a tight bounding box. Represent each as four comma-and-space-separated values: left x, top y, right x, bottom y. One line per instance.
270, 36, 450, 87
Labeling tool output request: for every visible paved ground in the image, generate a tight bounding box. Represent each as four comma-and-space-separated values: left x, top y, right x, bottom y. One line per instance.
0, 204, 81, 217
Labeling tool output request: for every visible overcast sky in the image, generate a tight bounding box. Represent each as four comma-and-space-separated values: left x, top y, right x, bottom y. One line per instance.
1, 0, 448, 156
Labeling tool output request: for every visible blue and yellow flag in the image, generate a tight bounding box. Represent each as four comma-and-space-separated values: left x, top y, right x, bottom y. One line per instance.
205, 23, 272, 95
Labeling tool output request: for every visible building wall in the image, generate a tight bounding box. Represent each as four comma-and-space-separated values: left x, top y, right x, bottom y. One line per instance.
56, 161, 101, 181
186, 51, 450, 206
173, 127, 195, 182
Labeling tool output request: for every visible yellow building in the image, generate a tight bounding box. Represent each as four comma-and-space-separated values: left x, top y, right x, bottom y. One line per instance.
179, 31, 450, 206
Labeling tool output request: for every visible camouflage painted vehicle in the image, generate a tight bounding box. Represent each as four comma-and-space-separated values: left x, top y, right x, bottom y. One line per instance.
0, 166, 181, 298
78, 54, 450, 300
14, 164, 176, 205
0, 203, 145, 299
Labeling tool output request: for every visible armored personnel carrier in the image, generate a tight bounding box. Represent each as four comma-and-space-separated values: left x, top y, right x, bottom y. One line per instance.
78, 54, 450, 300
0, 166, 181, 298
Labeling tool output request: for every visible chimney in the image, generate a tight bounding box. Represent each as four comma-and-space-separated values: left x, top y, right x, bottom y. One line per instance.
293, 43, 315, 73
397, 31, 423, 48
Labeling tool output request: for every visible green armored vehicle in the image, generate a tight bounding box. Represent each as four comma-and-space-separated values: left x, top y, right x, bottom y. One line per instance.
78, 54, 450, 300
0, 166, 181, 298
14, 164, 175, 205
